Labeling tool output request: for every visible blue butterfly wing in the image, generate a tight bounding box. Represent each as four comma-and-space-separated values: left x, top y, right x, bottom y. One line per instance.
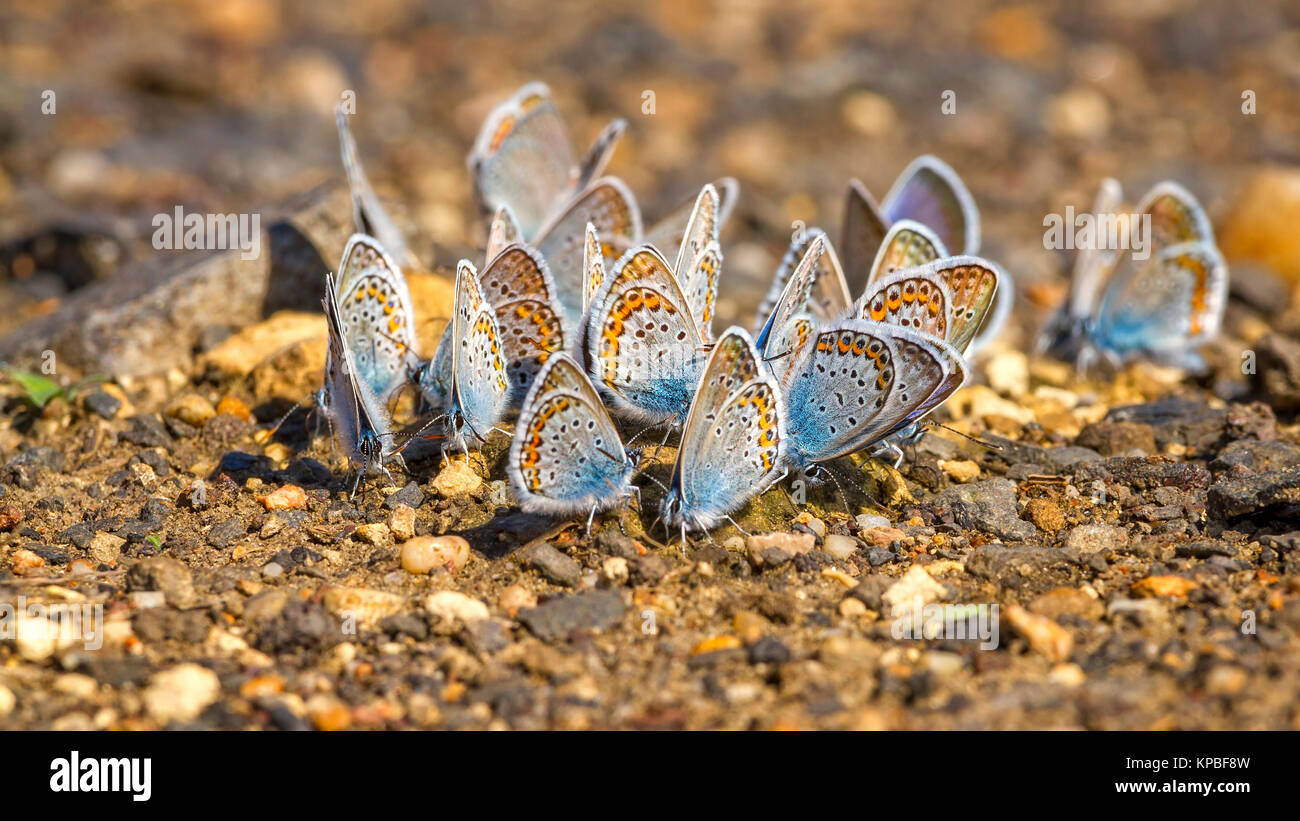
586, 245, 705, 424
508, 354, 634, 516
665, 328, 785, 532
1093, 240, 1227, 360
784, 319, 964, 466
882, 154, 981, 255
334, 234, 418, 403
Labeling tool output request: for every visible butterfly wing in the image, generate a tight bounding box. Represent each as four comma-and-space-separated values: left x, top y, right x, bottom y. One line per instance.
509, 354, 634, 515
664, 327, 785, 532
336, 108, 414, 269
1138, 180, 1215, 253
448, 261, 509, 445
322, 272, 395, 465
756, 234, 826, 353
925, 256, 1003, 354
585, 245, 705, 423
682, 241, 722, 341
754, 228, 850, 333
486, 205, 523, 261
965, 268, 1013, 358
1093, 240, 1228, 361
783, 319, 965, 466
574, 118, 626, 193
858, 269, 954, 342
333, 234, 419, 403
644, 177, 739, 255
841, 179, 890, 293
468, 82, 576, 238
865, 219, 947, 287
535, 177, 643, 326
478, 243, 568, 403
883, 154, 981, 255
581, 222, 606, 315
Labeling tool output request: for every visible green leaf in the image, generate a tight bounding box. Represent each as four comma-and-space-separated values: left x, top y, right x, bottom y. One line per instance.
6, 369, 64, 408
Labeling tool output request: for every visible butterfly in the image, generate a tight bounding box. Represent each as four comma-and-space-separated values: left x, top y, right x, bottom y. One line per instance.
1037, 179, 1228, 372
424, 241, 569, 407
584, 243, 717, 425
320, 268, 406, 495
660, 327, 786, 537
330, 233, 420, 404
778, 318, 968, 478
336, 105, 419, 270
413, 260, 509, 453
469, 81, 627, 241
508, 353, 638, 522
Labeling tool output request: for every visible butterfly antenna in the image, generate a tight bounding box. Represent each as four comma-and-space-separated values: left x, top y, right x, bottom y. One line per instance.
924, 420, 1003, 452
264, 394, 311, 443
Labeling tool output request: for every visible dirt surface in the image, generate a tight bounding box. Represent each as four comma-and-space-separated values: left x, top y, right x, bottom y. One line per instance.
3, 1, 1300, 730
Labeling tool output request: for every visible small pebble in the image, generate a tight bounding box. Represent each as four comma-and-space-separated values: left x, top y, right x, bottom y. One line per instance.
400, 536, 470, 574
260, 484, 307, 511
432, 459, 482, 497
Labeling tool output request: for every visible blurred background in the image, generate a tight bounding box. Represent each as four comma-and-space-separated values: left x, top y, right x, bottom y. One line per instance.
2, 0, 1299, 344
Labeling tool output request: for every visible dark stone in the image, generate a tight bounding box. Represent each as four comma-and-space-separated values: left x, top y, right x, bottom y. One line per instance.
1043, 446, 1103, 470
255, 601, 341, 653
133, 607, 211, 643
30, 545, 71, 565
1106, 398, 1225, 453
1074, 457, 1210, 492
60, 521, 96, 550
206, 517, 246, 548
1209, 440, 1300, 476
1076, 420, 1157, 456
965, 544, 1072, 582
1174, 541, 1237, 559
120, 414, 173, 451
1208, 466, 1300, 521
748, 635, 792, 665
464, 618, 510, 654
520, 541, 582, 587
125, 556, 194, 607
931, 478, 1038, 542
597, 531, 641, 559
630, 555, 668, 585
379, 613, 428, 641
384, 482, 425, 510
517, 588, 626, 641
1256, 333, 1300, 413
83, 389, 122, 420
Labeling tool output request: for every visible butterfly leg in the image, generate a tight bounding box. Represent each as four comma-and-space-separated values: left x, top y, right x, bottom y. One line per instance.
880, 440, 905, 470
722, 513, 751, 537
585, 505, 598, 537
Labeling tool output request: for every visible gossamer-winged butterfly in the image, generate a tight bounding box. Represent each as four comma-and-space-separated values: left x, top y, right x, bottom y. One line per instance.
778, 318, 968, 478
584, 241, 720, 425
413, 261, 509, 453
660, 327, 786, 538
508, 353, 639, 524
469, 81, 627, 241
321, 268, 408, 496
1037, 179, 1228, 372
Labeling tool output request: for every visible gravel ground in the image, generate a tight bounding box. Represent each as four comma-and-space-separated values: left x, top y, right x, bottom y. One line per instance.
2, 0, 1300, 730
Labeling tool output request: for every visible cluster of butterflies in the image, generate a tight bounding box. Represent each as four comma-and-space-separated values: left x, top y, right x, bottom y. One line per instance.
317, 82, 1227, 541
